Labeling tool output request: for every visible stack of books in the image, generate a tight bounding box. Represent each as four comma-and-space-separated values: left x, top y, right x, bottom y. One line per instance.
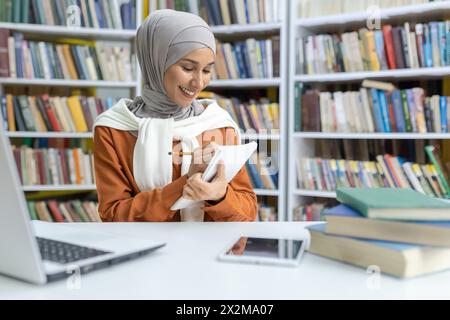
307, 187, 450, 278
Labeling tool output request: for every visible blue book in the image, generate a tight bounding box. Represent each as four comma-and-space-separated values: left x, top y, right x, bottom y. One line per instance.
357, 162, 367, 187
13, 96, 26, 131
13, 32, 24, 78
377, 90, 391, 132
391, 90, 406, 132
44, 43, 55, 79
105, 98, 114, 109
269, 170, 278, 188
53, 0, 65, 26
240, 42, 253, 78
439, 22, 447, 66
70, 45, 85, 79
307, 222, 450, 278
232, 44, 245, 78
95, 0, 106, 28
1, 96, 7, 130
322, 160, 336, 190
204, 0, 218, 25
424, 23, 433, 67
374, 30, 388, 70
259, 40, 267, 77
28, 42, 41, 79
245, 163, 264, 189
430, 22, 440, 66
243, 0, 250, 23
406, 89, 418, 132
440, 96, 448, 133
369, 89, 384, 132
324, 204, 450, 246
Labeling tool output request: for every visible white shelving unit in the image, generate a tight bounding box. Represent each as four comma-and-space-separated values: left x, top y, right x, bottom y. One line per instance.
0, 78, 138, 88
6, 131, 280, 140
211, 22, 282, 35
204, 0, 289, 221
0, 0, 144, 194
22, 185, 97, 192
287, 0, 450, 221
208, 78, 282, 88
0, 22, 137, 40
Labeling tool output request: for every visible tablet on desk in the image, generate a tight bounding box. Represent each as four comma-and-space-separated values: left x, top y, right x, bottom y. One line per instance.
217, 236, 306, 267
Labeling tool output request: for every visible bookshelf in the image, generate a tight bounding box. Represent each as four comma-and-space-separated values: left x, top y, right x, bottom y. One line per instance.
205, 0, 289, 222
287, 0, 450, 221
0, 0, 289, 222
0, 0, 144, 202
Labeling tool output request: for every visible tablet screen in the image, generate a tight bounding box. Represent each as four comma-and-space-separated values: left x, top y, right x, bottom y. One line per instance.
224, 237, 304, 260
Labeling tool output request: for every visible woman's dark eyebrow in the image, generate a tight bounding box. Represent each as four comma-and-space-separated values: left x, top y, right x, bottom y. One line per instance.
181, 58, 215, 66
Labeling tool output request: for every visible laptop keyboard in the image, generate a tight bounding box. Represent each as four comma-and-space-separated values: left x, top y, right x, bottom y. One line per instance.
37, 237, 111, 264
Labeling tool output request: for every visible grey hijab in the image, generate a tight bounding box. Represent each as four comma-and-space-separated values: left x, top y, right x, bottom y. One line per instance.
128, 9, 216, 120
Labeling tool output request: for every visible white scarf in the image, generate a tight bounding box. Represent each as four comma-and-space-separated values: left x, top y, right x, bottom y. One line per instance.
93, 99, 241, 221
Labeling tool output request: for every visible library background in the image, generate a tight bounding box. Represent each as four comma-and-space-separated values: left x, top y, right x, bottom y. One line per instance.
0, 0, 449, 225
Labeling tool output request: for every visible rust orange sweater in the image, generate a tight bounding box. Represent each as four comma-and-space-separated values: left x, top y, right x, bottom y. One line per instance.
93, 125, 258, 222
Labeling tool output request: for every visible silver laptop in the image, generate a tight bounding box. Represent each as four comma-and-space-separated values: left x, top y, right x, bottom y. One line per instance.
0, 125, 165, 285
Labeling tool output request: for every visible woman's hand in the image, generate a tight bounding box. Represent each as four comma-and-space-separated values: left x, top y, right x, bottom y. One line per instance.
187, 142, 219, 178
183, 160, 228, 202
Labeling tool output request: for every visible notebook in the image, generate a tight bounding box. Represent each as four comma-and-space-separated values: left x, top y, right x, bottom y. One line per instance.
170, 141, 258, 211
336, 187, 450, 220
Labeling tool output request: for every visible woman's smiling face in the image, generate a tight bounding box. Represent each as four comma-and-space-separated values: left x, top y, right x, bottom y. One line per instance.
163, 48, 215, 107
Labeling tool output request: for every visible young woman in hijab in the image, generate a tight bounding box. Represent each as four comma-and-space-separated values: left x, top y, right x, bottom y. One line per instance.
93, 10, 257, 222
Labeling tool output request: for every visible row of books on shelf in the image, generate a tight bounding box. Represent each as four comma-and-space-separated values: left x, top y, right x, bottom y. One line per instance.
293, 202, 327, 222
257, 203, 277, 222
152, 0, 282, 25
245, 153, 278, 190
27, 199, 100, 222
308, 187, 450, 278
297, 85, 450, 133
313, 137, 444, 165
213, 36, 280, 79
298, 0, 443, 18
12, 146, 95, 186
297, 147, 450, 199
1, 94, 116, 132
297, 20, 450, 74
0, 29, 135, 81
215, 95, 279, 131
0, 0, 136, 29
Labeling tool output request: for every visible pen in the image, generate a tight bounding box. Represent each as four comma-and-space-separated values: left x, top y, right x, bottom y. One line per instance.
168, 152, 194, 156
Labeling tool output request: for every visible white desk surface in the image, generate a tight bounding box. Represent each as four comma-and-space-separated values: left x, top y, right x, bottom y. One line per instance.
1, 222, 450, 300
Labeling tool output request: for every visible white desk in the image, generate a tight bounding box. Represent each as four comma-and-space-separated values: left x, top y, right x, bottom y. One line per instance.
1, 222, 450, 300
